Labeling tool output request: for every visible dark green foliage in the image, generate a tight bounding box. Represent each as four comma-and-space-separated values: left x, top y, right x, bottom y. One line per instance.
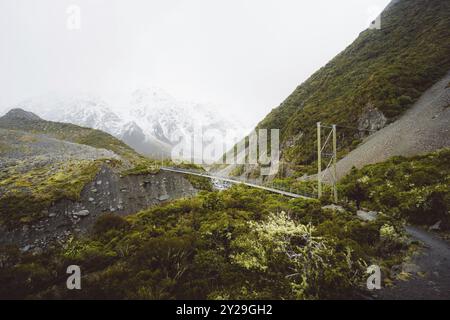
341, 167, 369, 209
185, 175, 213, 191
257, 0, 450, 166
120, 160, 160, 176
1, 185, 406, 299
93, 214, 130, 235
340, 148, 450, 229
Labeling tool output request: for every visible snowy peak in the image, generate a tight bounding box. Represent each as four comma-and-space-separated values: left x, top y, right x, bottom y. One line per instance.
9, 88, 246, 161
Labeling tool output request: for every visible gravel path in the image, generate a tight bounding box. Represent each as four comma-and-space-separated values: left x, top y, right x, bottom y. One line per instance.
323, 71, 450, 182
378, 226, 450, 300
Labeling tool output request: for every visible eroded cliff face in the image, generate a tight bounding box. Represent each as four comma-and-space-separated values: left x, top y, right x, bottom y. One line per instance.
357, 104, 387, 136
0, 166, 198, 251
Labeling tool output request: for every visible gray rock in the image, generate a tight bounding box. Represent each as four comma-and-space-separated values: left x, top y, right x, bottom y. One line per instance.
73, 209, 90, 217
402, 262, 421, 274
96, 180, 102, 185
21, 245, 32, 252
429, 221, 441, 231
322, 204, 345, 213
48, 213, 57, 218
158, 194, 170, 201
357, 210, 378, 221
88, 197, 95, 202
357, 103, 387, 135
391, 264, 402, 277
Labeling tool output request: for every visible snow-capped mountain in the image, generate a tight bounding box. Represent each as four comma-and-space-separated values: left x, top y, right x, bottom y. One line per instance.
13, 93, 125, 136
6, 88, 245, 162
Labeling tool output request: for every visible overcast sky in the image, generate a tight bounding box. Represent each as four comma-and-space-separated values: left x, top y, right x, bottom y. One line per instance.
0, 0, 391, 127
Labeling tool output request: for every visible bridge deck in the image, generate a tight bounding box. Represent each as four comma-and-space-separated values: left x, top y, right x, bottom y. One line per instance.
161, 167, 314, 200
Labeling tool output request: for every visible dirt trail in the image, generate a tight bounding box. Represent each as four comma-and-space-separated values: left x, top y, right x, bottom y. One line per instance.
378, 226, 450, 300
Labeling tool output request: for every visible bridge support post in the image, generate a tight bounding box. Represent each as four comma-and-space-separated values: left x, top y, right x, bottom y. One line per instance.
317, 122, 322, 199
332, 124, 338, 203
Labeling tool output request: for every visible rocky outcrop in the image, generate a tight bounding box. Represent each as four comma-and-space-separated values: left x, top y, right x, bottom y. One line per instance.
0, 166, 199, 252
357, 103, 387, 136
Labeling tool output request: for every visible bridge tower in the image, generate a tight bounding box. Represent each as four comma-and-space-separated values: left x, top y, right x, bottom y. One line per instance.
317, 122, 338, 203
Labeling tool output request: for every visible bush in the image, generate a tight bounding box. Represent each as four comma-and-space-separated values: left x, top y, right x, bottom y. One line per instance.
93, 214, 130, 235
340, 149, 450, 229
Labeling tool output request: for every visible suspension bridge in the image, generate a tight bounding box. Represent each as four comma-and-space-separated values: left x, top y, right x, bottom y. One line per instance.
161, 167, 315, 200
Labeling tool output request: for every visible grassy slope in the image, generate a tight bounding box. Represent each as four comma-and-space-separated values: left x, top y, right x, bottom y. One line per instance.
0, 116, 148, 227
0, 116, 142, 164
258, 0, 450, 168
0, 160, 103, 226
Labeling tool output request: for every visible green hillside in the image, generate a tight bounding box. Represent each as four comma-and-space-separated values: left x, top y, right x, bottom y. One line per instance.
0, 109, 142, 164
340, 148, 450, 229
258, 0, 450, 168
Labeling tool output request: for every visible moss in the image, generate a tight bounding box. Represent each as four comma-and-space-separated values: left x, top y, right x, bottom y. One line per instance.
0, 142, 12, 154
0, 160, 102, 228
229, 165, 245, 177
185, 175, 213, 191
121, 160, 160, 176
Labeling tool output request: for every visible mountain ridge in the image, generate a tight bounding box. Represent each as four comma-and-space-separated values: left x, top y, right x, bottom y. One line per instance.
4, 87, 245, 161
258, 0, 450, 168
224, 0, 450, 179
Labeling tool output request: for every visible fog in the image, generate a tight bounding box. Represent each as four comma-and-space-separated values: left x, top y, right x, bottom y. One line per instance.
0, 0, 391, 127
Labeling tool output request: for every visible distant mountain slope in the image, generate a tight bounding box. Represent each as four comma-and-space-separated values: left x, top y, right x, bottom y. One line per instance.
0, 108, 142, 164
0, 127, 119, 169
256, 0, 450, 168
9, 88, 244, 161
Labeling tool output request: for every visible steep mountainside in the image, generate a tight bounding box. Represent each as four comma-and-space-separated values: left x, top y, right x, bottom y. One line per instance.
321, 72, 450, 181
255, 0, 450, 171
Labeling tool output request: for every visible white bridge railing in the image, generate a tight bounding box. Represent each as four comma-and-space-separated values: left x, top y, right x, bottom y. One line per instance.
161, 167, 315, 200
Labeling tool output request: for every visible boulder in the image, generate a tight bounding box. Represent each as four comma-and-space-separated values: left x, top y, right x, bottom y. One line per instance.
402, 262, 421, 274
73, 209, 90, 217
357, 210, 378, 221
158, 194, 170, 201
429, 220, 441, 231
322, 204, 345, 213
357, 103, 387, 137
